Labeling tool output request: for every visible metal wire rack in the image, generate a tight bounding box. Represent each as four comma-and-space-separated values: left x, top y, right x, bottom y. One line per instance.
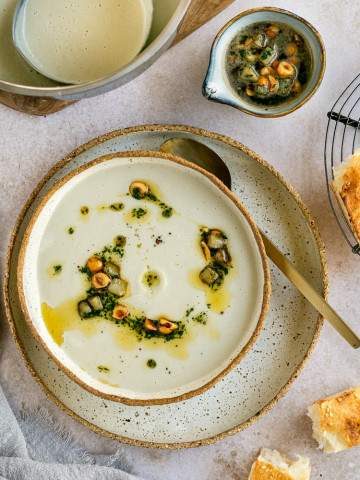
325, 73, 360, 255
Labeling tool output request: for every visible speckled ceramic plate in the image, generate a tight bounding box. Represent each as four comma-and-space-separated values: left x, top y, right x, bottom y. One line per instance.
4, 125, 327, 448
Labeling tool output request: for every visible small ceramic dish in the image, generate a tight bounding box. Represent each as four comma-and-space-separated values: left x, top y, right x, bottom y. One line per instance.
17, 150, 270, 406
203, 7, 326, 118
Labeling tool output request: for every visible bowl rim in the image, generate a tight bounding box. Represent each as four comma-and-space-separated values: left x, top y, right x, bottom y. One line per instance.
205, 6, 326, 118
16, 149, 271, 406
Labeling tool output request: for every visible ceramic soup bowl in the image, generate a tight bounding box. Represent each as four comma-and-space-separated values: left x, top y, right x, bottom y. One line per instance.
17, 151, 270, 405
203, 7, 326, 117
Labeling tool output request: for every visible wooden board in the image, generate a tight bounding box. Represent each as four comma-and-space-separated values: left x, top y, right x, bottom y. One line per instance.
175, 0, 235, 44
0, 0, 235, 116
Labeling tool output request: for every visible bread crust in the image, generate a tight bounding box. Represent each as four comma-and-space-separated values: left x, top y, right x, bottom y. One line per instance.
250, 459, 293, 479
309, 387, 360, 452
248, 449, 310, 480
333, 152, 360, 241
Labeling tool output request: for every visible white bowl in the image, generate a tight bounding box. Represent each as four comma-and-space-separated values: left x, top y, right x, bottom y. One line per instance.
17, 151, 270, 405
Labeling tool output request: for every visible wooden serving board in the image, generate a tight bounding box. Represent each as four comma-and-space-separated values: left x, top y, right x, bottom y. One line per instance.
175, 0, 235, 43
0, 0, 235, 116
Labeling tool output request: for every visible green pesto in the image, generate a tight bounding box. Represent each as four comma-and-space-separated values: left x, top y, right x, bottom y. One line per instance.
143, 271, 160, 288
110, 203, 124, 211
119, 316, 186, 342
77, 240, 186, 343
192, 311, 208, 325
132, 207, 147, 219
129, 182, 174, 219
80, 206, 89, 215
114, 235, 127, 247
146, 359, 157, 369
131, 187, 143, 200
96, 244, 124, 263
78, 243, 124, 281
97, 365, 110, 373
199, 227, 232, 290
209, 261, 229, 291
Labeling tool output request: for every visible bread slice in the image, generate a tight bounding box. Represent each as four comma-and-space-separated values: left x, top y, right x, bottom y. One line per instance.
308, 387, 360, 453
333, 151, 360, 241
248, 449, 310, 480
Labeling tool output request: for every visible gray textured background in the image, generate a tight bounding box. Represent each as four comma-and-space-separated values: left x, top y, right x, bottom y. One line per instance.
1, 1, 360, 478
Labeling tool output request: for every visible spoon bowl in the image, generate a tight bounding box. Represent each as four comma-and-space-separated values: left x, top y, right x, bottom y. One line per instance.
161, 138, 232, 189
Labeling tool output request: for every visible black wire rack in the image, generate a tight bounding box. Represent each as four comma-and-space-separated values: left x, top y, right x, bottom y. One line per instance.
325, 73, 360, 255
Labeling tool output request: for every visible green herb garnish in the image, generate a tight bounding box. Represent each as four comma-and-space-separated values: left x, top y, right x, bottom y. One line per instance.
146, 192, 158, 202
114, 235, 126, 247
210, 261, 229, 290
192, 311, 208, 325
129, 182, 173, 219
80, 206, 89, 215
110, 203, 124, 211
147, 359, 157, 369
121, 316, 186, 342
131, 188, 143, 200
53, 265, 62, 275
132, 208, 147, 219
97, 365, 110, 373
77, 238, 190, 344
78, 265, 91, 279
143, 271, 159, 288
97, 244, 124, 263
68, 227, 75, 235
161, 206, 173, 218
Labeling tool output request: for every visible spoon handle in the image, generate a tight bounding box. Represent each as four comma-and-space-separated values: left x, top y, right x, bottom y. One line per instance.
261, 233, 360, 349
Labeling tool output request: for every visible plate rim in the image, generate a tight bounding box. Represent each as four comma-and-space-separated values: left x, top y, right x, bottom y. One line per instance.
16, 149, 271, 406
3, 124, 328, 449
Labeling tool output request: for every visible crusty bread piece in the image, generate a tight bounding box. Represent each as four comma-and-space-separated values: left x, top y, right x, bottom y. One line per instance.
333, 150, 360, 241
248, 449, 310, 480
308, 387, 360, 453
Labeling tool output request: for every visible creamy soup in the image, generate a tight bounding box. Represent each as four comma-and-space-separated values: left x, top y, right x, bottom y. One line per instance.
148, 0, 180, 43
16, 0, 153, 84
0, 0, 180, 87
0, 0, 54, 85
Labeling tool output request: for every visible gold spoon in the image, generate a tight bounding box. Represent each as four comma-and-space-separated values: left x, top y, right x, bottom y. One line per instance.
160, 138, 360, 349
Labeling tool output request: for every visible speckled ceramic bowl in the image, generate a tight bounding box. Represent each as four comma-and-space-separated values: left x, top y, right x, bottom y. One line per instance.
203, 7, 326, 118
17, 150, 270, 406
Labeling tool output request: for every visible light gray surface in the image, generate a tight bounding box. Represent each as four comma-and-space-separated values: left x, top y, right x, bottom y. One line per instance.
0, 0, 359, 478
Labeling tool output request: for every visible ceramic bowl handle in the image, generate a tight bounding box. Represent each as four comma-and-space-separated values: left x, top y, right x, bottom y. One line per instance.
174, 0, 235, 44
